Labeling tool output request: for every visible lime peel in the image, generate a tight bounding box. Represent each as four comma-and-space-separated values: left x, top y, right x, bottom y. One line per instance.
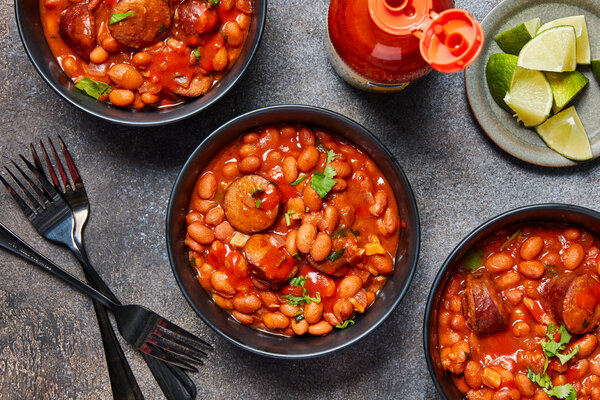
535, 106, 592, 161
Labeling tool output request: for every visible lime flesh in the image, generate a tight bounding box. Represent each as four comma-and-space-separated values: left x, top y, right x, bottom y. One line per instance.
535, 106, 592, 161
545, 70, 589, 113
538, 15, 590, 64
494, 18, 541, 55
486, 53, 518, 112
518, 26, 577, 72
504, 66, 553, 127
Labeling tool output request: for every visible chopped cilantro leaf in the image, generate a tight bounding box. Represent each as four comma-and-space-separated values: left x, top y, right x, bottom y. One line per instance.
109, 11, 135, 25
331, 228, 359, 239
292, 253, 301, 261
335, 319, 355, 329
74, 78, 111, 100
255, 198, 262, 208
556, 345, 579, 365
326, 248, 345, 261
290, 175, 307, 186
326, 149, 336, 164
282, 276, 321, 306
285, 209, 295, 226
527, 367, 551, 390
251, 187, 265, 196
289, 276, 306, 287
461, 249, 484, 271
193, 47, 201, 61
545, 384, 577, 400
267, 180, 279, 188
311, 171, 337, 198
203, 0, 219, 6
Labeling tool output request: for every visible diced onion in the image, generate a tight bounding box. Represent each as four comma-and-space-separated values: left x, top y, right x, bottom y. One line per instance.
230, 232, 250, 247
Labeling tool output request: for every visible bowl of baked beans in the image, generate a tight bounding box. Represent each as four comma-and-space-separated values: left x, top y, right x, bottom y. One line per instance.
166, 105, 420, 358
15, 0, 266, 126
424, 203, 600, 400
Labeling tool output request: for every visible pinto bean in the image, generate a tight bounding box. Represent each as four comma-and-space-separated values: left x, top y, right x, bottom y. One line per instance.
368, 191, 388, 217
222, 21, 244, 46
296, 223, 317, 254
514, 373, 535, 397
232, 310, 253, 324
517, 260, 545, 279
520, 236, 544, 260
291, 318, 309, 335
298, 127, 315, 146
282, 156, 298, 183
90, 46, 108, 64
333, 299, 353, 322
222, 163, 239, 179
214, 221, 234, 241
187, 221, 214, 244
212, 293, 233, 309
369, 254, 394, 275
378, 207, 398, 236
197, 173, 217, 200
321, 206, 339, 234
210, 271, 235, 296
205, 206, 224, 226
239, 156, 261, 173
304, 301, 323, 324
279, 303, 299, 317
297, 146, 319, 172
108, 63, 143, 90
232, 293, 262, 314
308, 320, 333, 336
109, 89, 134, 107
337, 275, 363, 299
332, 178, 347, 192
563, 243, 584, 270
186, 211, 203, 225
569, 334, 597, 358
485, 252, 514, 273
310, 232, 332, 262
329, 160, 351, 178
263, 312, 289, 330
303, 184, 322, 211
464, 361, 483, 389
495, 271, 521, 290
286, 230, 298, 255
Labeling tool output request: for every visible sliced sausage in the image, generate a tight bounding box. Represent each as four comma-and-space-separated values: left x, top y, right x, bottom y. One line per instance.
464, 273, 509, 334
223, 175, 279, 234
545, 274, 600, 334
59, 5, 96, 60
172, 0, 218, 39
108, 0, 171, 49
244, 234, 296, 285
171, 75, 211, 97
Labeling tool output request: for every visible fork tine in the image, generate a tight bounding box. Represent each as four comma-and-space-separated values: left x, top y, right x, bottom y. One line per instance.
57, 136, 82, 186
149, 334, 206, 364
5, 166, 45, 211
0, 174, 36, 219
47, 138, 71, 192
10, 161, 47, 203
157, 319, 212, 350
150, 329, 208, 360
32, 142, 60, 191
19, 155, 61, 199
139, 343, 198, 373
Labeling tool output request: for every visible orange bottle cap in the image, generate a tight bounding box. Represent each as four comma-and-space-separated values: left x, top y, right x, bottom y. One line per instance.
368, 0, 484, 73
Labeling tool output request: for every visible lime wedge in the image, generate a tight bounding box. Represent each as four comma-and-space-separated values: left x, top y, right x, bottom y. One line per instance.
486, 53, 518, 112
545, 70, 589, 113
494, 18, 541, 55
518, 26, 577, 72
504, 66, 553, 127
536, 106, 592, 160
591, 60, 600, 83
538, 15, 591, 64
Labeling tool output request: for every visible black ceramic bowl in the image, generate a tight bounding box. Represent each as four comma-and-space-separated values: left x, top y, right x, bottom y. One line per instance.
14, 0, 266, 126
166, 105, 420, 358
424, 203, 600, 399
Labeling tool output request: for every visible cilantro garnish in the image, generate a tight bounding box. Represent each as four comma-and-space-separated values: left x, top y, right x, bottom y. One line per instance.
461, 249, 484, 271
290, 175, 307, 186
335, 319, 355, 329
193, 47, 201, 61
267, 180, 278, 187
109, 11, 135, 25
255, 198, 262, 208
546, 384, 577, 400
281, 276, 321, 306
204, 0, 219, 6
292, 253, 301, 261
310, 149, 337, 198
331, 228, 359, 239
74, 78, 112, 100
285, 209, 295, 226
326, 248, 345, 262
294, 313, 305, 322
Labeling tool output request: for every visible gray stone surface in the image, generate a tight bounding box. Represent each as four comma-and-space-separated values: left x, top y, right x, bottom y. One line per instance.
1, 0, 599, 399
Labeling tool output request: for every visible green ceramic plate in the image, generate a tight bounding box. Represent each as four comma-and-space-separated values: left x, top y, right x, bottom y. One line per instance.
465, 0, 600, 167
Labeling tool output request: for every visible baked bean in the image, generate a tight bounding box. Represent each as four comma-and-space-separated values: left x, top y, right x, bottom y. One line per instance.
263, 312, 289, 330
562, 243, 584, 270
485, 252, 513, 273
337, 275, 362, 298
504, 288, 524, 306
260, 127, 280, 148
304, 301, 323, 324
286, 230, 298, 255
439, 310, 452, 327
108, 89, 134, 107
239, 156, 261, 173
291, 318, 309, 335
222, 21, 244, 46
286, 198, 305, 218
541, 252, 562, 268
90, 46, 109, 64
132, 52, 152, 67
279, 303, 299, 317
303, 184, 322, 211
210, 271, 235, 296
186, 211, 203, 225
333, 299, 353, 322
239, 144, 256, 158
337, 204, 355, 228
308, 320, 333, 336
368, 191, 388, 217
236, 12, 250, 30
552, 374, 567, 387
332, 178, 347, 192
495, 271, 521, 290
232, 293, 262, 313
310, 232, 332, 262
564, 227, 581, 240
214, 221, 234, 241
62, 57, 79, 77
570, 334, 597, 358
101, 36, 120, 52
329, 160, 352, 178
369, 254, 393, 275
243, 133, 259, 144
222, 163, 239, 179
141, 92, 159, 104
212, 46, 228, 71
185, 234, 204, 253
282, 156, 298, 183
450, 314, 466, 331
197, 173, 217, 200
259, 291, 279, 310
321, 206, 339, 233
198, 263, 214, 289
517, 260, 545, 279
213, 293, 234, 309
512, 321, 530, 337
297, 146, 319, 172
465, 361, 483, 389
574, 359, 589, 379
298, 127, 315, 146
439, 330, 461, 347
491, 388, 520, 400
108, 64, 143, 90
482, 367, 502, 389
187, 221, 214, 244
533, 390, 551, 400
378, 207, 398, 236
449, 296, 462, 313
296, 223, 316, 254
520, 236, 544, 260
232, 310, 253, 324
514, 373, 535, 397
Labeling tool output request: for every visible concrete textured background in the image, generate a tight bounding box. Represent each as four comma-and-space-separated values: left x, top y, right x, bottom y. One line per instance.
1, 0, 600, 398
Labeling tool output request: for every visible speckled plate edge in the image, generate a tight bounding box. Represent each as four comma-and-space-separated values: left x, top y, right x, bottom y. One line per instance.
465, 0, 600, 167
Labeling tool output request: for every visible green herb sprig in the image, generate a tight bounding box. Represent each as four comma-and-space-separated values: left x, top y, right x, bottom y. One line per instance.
310, 150, 337, 198
281, 276, 321, 306
109, 11, 135, 25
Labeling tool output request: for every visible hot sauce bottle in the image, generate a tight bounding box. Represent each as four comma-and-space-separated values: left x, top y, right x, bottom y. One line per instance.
326, 0, 484, 92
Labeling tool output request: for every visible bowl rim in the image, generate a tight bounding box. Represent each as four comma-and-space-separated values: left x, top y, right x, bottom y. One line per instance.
14, 0, 267, 127
422, 202, 600, 399
166, 104, 421, 358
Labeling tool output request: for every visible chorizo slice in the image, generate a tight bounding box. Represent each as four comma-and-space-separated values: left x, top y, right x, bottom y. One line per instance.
545, 274, 600, 334
223, 175, 279, 234
244, 234, 296, 285
59, 4, 96, 60
464, 273, 509, 334
108, 0, 171, 49
172, 0, 218, 40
